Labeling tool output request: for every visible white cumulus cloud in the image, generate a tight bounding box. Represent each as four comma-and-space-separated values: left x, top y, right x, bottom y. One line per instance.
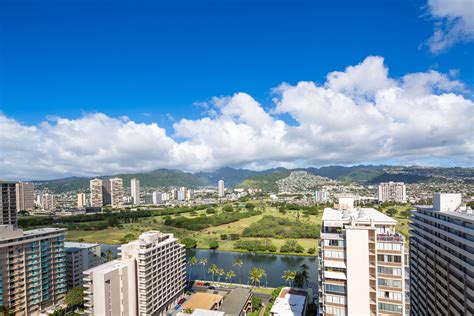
425, 0, 474, 53
0, 56, 473, 180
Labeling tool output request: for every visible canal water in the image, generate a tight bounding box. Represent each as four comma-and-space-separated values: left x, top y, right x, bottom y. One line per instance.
186, 249, 318, 288
99, 245, 318, 288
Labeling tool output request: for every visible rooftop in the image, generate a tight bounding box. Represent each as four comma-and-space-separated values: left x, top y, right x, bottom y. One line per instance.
219, 287, 252, 315
177, 309, 224, 316
270, 287, 307, 316
182, 292, 223, 311
64, 242, 100, 251
83, 259, 129, 275
322, 207, 397, 225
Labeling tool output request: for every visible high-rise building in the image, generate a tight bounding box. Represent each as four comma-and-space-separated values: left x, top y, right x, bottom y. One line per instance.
144, 193, 153, 204
41, 192, 56, 211
410, 193, 473, 315
0, 225, 67, 315
64, 242, 103, 289
109, 177, 124, 207
186, 189, 193, 201
314, 191, 330, 204
218, 180, 225, 198
77, 192, 87, 208
378, 182, 406, 203
152, 191, 163, 205
171, 188, 178, 200
15, 182, 35, 211
131, 178, 140, 205
1, 181, 17, 226
102, 179, 112, 205
83, 231, 186, 316
90, 178, 104, 208
177, 187, 186, 201
318, 198, 407, 316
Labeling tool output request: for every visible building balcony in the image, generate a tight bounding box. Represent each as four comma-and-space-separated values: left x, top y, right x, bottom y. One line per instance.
377, 234, 405, 243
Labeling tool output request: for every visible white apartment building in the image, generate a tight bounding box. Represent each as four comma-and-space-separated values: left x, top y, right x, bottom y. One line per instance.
319, 198, 407, 316
378, 182, 406, 203
41, 192, 56, 211
84, 231, 186, 316
109, 177, 124, 207
153, 191, 163, 205
65, 242, 103, 289
218, 180, 225, 198
90, 178, 104, 208
131, 178, 140, 205
314, 191, 330, 204
77, 192, 87, 208
16, 182, 35, 211
410, 193, 473, 315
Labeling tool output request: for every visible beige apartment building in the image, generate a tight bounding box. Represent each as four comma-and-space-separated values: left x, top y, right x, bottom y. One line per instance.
109, 177, 124, 207
15, 182, 35, 211
84, 231, 186, 316
89, 178, 104, 208
378, 182, 406, 203
318, 198, 407, 316
0, 225, 67, 315
131, 178, 140, 205
77, 192, 87, 208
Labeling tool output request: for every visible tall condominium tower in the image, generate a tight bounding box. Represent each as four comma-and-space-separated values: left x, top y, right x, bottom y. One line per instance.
102, 179, 112, 205
84, 231, 186, 316
131, 178, 140, 205
15, 182, 35, 211
410, 193, 473, 315
378, 182, 407, 203
109, 177, 124, 207
77, 192, 87, 208
64, 242, 103, 289
218, 180, 225, 198
89, 178, 104, 207
0, 225, 67, 315
41, 192, 56, 211
1, 181, 17, 226
318, 198, 407, 316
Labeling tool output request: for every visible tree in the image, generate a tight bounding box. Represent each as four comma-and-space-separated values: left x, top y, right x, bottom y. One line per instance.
181, 237, 197, 249
101, 249, 113, 262
209, 241, 219, 249
233, 259, 244, 283
249, 267, 265, 288
251, 296, 262, 310
188, 256, 197, 285
282, 270, 296, 287
208, 264, 218, 282
182, 308, 194, 314
226, 270, 236, 284
65, 287, 85, 308
217, 268, 225, 282
299, 263, 310, 287
307, 247, 316, 255
199, 258, 208, 279
223, 205, 234, 212
386, 208, 398, 217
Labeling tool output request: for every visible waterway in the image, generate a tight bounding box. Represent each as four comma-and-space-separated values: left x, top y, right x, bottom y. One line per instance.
186, 249, 318, 288
99, 245, 318, 288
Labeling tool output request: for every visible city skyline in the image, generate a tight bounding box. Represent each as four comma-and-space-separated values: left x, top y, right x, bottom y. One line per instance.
1, 0, 473, 180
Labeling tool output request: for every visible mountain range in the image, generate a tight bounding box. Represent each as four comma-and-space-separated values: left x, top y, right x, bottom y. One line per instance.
32, 165, 474, 193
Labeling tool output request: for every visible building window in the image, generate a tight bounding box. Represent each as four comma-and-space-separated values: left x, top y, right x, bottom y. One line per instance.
324, 250, 345, 259
378, 290, 402, 301
326, 306, 346, 316
378, 278, 402, 288
377, 254, 401, 263
377, 266, 402, 276
379, 302, 402, 313
326, 294, 346, 305
377, 243, 401, 251
325, 284, 346, 294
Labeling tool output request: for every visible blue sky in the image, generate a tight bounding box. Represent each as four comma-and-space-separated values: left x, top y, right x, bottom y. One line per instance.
0, 0, 473, 179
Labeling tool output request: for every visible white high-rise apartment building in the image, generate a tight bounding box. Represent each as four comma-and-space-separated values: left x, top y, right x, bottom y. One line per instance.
378, 182, 406, 203
64, 242, 103, 289
109, 177, 124, 207
314, 190, 330, 204
83, 231, 186, 316
153, 191, 163, 204
319, 198, 407, 316
131, 178, 140, 205
77, 193, 87, 208
186, 189, 193, 201
410, 193, 473, 315
42, 192, 56, 211
218, 180, 225, 198
15, 182, 35, 211
90, 178, 104, 208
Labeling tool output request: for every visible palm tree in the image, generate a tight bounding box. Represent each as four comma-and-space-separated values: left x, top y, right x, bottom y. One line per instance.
217, 268, 225, 282
208, 264, 218, 282
188, 256, 197, 285
199, 258, 208, 280
282, 270, 296, 287
226, 270, 236, 285
233, 259, 244, 283
299, 263, 310, 287
249, 267, 263, 287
